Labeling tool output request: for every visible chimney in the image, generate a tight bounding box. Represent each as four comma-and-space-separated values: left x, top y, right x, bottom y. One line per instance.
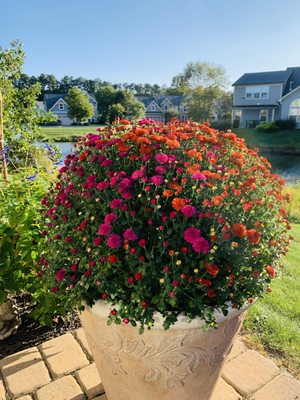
289, 81, 293, 91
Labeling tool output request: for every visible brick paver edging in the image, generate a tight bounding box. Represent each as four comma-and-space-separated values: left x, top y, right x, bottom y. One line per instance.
0, 328, 299, 400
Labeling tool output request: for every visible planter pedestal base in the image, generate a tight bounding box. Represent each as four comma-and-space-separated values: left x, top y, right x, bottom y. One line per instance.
80, 302, 246, 400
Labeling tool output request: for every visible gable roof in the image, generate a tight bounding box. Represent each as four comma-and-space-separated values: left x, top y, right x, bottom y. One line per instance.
232, 69, 292, 86
44, 94, 66, 110
283, 67, 300, 96
44, 92, 97, 111
136, 95, 184, 109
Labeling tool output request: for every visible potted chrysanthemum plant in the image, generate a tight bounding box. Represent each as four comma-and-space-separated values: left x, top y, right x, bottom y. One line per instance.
39, 118, 290, 400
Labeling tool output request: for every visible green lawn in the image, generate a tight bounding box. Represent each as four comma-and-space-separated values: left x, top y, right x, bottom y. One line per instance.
41, 125, 101, 141
242, 223, 300, 378
233, 128, 300, 151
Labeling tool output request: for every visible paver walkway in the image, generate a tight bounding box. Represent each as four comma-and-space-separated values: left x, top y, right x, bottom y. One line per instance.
0, 328, 299, 400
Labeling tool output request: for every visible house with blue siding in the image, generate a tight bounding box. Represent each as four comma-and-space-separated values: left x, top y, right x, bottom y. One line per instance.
232, 67, 300, 128
136, 95, 188, 122
43, 93, 98, 125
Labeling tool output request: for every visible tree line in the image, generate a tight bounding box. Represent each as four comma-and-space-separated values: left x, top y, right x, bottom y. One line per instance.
14, 74, 174, 98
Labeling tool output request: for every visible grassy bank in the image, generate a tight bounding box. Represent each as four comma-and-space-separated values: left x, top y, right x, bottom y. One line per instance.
284, 182, 300, 222
242, 223, 300, 378
234, 128, 300, 151
41, 125, 101, 141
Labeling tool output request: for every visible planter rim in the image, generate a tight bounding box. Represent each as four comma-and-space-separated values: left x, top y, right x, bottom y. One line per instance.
82, 300, 252, 330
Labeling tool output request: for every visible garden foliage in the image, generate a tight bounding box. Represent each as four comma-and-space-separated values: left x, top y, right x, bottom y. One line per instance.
0, 172, 62, 324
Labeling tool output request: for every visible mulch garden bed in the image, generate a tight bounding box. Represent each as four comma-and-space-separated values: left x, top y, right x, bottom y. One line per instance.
0, 293, 81, 359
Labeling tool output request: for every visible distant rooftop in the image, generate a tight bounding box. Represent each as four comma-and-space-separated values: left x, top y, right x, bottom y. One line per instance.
232, 69, 293, 86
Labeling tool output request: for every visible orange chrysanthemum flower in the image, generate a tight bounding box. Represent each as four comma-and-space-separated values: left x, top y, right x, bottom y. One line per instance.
247, 229, 261, 244
232, 223, 247, 238
163, 189, 173, 198
171, 198, 186, 211
211, 195, 223, 206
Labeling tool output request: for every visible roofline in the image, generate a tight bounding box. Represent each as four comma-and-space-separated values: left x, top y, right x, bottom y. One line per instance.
49, 98, 69, 111
146, 100, 163, 112
232, 81, 287, 87
278, 85, 300, 102
233, 104, 279, 108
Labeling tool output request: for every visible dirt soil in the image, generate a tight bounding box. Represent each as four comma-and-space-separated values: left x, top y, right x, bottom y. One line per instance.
0, 294, 81, 359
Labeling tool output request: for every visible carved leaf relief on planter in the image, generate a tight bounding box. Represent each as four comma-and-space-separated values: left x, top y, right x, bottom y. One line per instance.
84, 315, 242, 389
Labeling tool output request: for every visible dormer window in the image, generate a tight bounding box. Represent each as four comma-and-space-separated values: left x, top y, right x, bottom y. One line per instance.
151, 104, 156, 111
59, 102, 64, 110
164, 105, 168, 111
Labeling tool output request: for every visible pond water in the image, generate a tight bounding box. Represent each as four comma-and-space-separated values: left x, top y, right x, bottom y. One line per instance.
55, 142, 300, 184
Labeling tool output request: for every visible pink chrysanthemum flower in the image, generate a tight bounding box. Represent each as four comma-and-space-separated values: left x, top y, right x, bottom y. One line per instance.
107, 234, 122, 248
192, 237, 210, 254
131, 170, 144, 180
110, 199, 123, 209
184, 227, 201, 244
181, 205, 197, 218
56, 268, 66, 282
98, 223, 112, 236
96, 181, 109, 190
155, 153, 169, 164
104, 213, 117, 224
150, 175, 164, 186
191, 172, 207, 181
123, 228, 138, 241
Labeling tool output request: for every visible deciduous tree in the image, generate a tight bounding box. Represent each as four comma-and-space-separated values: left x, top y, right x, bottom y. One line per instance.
65, 87, 94, 123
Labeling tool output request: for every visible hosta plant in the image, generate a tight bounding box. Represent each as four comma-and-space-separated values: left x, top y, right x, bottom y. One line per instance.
39, 119, 291, 331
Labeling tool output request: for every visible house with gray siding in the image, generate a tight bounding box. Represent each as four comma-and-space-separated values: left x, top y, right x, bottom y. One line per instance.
136, 95, 188, 122
232, 67, 300, 128
43, 92, 98, 125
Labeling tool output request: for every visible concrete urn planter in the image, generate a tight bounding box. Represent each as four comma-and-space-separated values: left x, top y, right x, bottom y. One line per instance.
80, 301, 247, 400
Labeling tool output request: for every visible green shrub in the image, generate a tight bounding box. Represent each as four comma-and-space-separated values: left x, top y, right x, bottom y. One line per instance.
0, 172, 63, 324
256, 122, 279, 133
275, 119, 296, 130
210, 120, 232, 131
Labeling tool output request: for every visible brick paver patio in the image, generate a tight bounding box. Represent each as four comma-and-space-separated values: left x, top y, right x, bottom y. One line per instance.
0, 328, 299, 400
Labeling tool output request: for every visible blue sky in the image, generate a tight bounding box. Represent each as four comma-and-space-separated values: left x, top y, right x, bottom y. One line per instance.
1, 0, 300, 88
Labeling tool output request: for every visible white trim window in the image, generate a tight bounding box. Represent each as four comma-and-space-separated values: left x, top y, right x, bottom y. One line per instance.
289, 98, 300, 122
59, 102, 64, 110
260, 109, 268, 122
151, 104, 156, 111
245, 86, 269, 100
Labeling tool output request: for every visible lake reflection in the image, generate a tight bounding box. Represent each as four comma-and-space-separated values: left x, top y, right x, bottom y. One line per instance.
56, 142, 300, 184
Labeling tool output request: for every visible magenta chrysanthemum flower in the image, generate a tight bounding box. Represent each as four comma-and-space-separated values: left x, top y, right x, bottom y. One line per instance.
155, 153, 169, 164
150, 175, 164, 186
155, 166, 167, 174
181, 205, 197, 218
184, 227, 201, 244
101, 159, 113, 167
96, 181, 109, 190
56, 268, 66, 282
110, 199, 123, 209
119, 178, 133, 189
93, 236, 102, 246
131, 170, 144, 180
104, 213, 117, 224
119, 189, 133, 199
98, 223, 112, 236
192, 237, 210, 254
191, 172, 207, 181
107, 234, 121, 248
123, 228, 138, 241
